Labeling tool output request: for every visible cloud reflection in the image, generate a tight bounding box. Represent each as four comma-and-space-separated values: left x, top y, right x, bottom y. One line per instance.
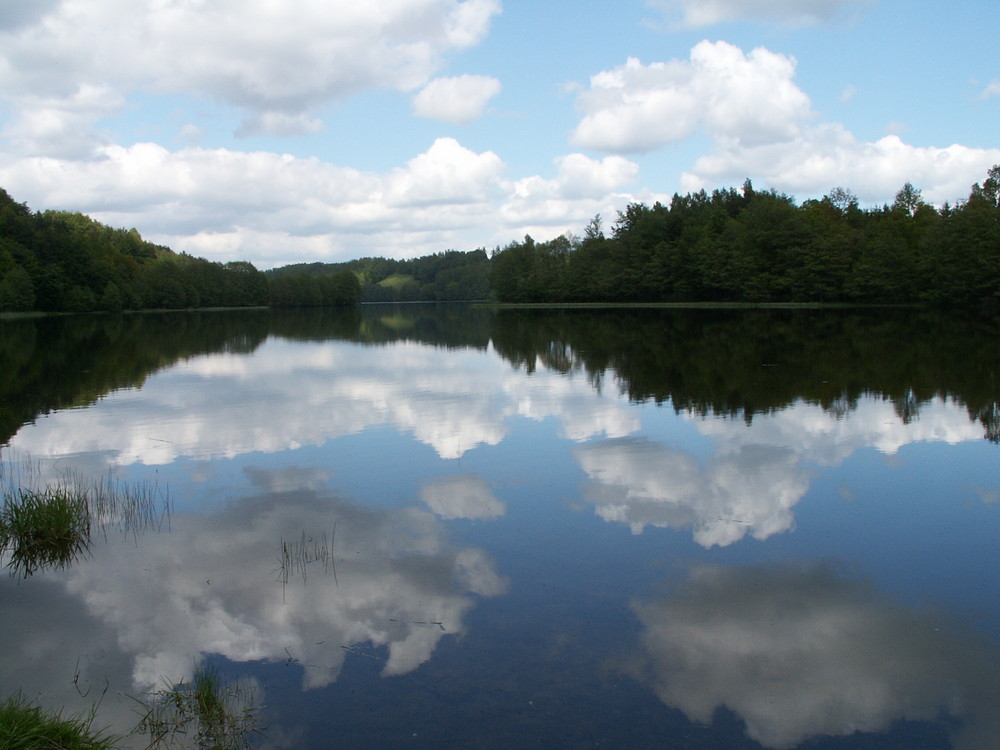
420, 473, 506, 520
9, 338, 638, 467
576, 438, 807, 546
630, 563, 1000, 749
578, 396, 990, 547
42, 469, 509, 692
695, 397, 984, 462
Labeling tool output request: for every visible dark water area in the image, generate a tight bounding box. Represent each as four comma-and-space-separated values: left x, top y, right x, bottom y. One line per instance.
1, 305, 999, 749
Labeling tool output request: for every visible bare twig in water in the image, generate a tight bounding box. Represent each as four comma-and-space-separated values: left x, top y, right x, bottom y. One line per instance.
388, 618, 446, 631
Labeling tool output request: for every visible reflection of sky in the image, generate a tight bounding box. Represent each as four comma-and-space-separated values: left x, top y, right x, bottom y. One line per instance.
8, 336, 995, 552
9, 338, 639, 468
631, 563, 1000, 750
420, 473, 505, 520
577, 438, 806, 546
695, 397, 984, 461
3, 331, 1000, 747
577, 397, 991, 547
1, 466, 505, 723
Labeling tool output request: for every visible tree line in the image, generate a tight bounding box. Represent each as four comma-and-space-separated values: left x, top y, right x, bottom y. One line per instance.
272, 248, 491, 302
0, 189, 360, 312
2, 165, 998, 313
490, 166, 1000, 307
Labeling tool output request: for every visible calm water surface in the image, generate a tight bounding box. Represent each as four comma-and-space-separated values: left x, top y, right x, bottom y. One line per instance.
1, 305, 999, 749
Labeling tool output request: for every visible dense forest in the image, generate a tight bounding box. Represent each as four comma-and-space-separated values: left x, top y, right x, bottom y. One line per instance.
0, 188, 360, 312
491, 166, 1000, 306
271, 248, 491, 303
1, 164, 998, 312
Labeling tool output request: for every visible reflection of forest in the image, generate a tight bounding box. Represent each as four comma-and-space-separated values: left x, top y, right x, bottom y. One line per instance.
490, 307, 1000, 442
1, 305, 997, 446
0, 310, 273, 446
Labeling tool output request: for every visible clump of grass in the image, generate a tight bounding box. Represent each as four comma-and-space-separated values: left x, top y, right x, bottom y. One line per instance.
0, 692, 117, 750
131, 666, 261, 750
0, 486, 92, 577
0, 450, 170, 578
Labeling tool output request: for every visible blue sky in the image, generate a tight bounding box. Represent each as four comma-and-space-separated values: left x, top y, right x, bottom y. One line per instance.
1, 0, 998, 268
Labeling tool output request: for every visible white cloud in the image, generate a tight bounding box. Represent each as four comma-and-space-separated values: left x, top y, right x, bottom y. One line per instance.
0, 134, 650, 265
681, 126, 1000, 205
573, 41, 1000, 206
0, 138, 504, 263
499, 153, 642, 229
1, 84, 125, 158
571, 42, 811, 153
632, 563, 1000, 750
385, 136, 504, 206
648, 0, 871, 28
413, 74, 501, 123
980, 80, 1000, 99
0, 1, 501, 117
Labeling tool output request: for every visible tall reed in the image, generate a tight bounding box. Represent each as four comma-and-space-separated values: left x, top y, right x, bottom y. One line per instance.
130, 666, 260, 750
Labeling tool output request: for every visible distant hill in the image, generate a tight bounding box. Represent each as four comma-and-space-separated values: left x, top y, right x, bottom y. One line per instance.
263, 249, 492, 302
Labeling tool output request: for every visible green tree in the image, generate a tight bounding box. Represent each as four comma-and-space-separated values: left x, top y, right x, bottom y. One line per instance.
0, 266, 35, 311
892, 182, 925, 217
100, 281, 124, 312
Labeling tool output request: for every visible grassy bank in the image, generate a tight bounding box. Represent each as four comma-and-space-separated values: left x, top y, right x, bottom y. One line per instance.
0, 693, 116, 750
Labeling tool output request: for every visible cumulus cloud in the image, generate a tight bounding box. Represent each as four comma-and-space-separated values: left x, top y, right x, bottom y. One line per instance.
573, 41, 1000, 206
413, 74, 501, 123
0, 1, 501, 115
631, 563, 1000, 749
0, 133, 650, 266
571, 42, 812, 153
680, 126, 1000, 206
385, 136, 504, 206
0, 137, 506, 264
500, 153, 642, 230
1, 84, 125, 158
420, 473, 506, 519
648, 0, 871, 28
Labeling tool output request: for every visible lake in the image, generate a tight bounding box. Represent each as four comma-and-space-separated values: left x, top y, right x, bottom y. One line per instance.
1, 304, 999, 749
